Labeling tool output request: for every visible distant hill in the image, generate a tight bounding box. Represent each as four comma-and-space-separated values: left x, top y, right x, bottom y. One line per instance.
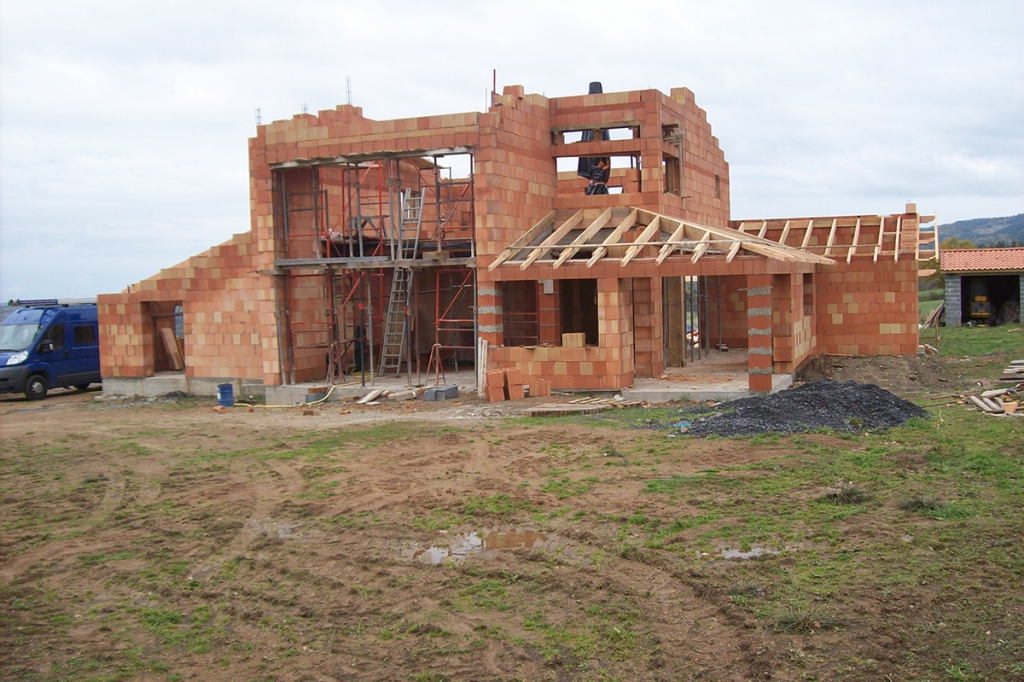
939, 214, 1024, 247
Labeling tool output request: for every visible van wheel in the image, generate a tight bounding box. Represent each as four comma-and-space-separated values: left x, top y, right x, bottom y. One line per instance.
74, 383, 91, 390
25, 374, 48, 400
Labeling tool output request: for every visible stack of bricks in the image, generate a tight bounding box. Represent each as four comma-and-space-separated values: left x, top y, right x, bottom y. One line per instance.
505, 367, 525, 401
485, 370, 506, 402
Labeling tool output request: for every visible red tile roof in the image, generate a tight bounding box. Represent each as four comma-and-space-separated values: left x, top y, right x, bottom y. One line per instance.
940, 248, 1024, 273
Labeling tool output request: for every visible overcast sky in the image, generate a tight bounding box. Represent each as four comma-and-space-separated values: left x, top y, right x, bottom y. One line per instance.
1, 0, 1021, 300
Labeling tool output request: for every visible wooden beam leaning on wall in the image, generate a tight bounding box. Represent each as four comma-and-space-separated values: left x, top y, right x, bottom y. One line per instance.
488, 211, 555, 270
553, 208, 612, 269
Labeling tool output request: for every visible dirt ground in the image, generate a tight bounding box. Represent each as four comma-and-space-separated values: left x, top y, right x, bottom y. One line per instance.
1, 351, 1021, 681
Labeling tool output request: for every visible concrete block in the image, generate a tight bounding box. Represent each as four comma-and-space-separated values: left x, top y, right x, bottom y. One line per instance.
424, 385, 458, 401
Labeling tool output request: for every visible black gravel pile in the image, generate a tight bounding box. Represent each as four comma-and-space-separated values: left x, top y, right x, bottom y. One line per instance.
686, 380, 929, 437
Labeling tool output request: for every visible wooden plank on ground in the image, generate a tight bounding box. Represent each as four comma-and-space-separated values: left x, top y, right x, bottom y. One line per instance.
528, 403, 612, 417
357, 388, 386, 404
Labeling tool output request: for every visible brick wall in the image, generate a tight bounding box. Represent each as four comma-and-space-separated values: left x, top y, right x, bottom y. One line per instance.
99, 231, 269, 382
815, 260, 919, 355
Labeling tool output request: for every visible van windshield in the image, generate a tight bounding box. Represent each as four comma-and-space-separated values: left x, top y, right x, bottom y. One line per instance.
0, 324, 42, 352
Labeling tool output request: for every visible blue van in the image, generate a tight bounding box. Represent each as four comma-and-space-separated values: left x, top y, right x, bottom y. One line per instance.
0, 300, 102, 400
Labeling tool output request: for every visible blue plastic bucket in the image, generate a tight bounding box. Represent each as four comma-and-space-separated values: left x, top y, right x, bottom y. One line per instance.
216, 383, 234, 407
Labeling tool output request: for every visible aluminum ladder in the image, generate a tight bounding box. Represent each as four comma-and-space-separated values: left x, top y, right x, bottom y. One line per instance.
378, 190, 423, 376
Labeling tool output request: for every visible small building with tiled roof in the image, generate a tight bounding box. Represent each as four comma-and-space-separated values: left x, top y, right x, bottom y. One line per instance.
941, 248, 1024, 326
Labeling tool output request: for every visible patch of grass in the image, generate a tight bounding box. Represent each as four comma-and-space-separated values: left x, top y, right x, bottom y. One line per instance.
773, 606, 847, 633
412, 509, 463, 531
898, 494, 945, 512
463, 494, 532, 518
939, 322, 1024, 357
540, 476, 592, 499
819, 482, 870, 505
643, 472, 715, 494
78, 551, 135, 565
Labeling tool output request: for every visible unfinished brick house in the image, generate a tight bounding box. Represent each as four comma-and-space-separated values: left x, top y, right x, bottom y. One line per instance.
98, 83, 937, 400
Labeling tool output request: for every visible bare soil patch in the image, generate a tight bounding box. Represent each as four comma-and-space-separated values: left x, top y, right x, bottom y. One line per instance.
2, 380, 1021, 681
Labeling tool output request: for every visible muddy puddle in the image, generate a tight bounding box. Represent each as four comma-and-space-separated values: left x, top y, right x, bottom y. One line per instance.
713, 542, 814, 560
400, 530, 555, 565
719, 546, 778, 559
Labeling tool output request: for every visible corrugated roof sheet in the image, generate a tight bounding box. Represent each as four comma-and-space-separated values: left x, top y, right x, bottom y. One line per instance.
940, 248, 1024, 273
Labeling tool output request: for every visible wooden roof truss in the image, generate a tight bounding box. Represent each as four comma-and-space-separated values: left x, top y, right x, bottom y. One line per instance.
489, 208, 833, 272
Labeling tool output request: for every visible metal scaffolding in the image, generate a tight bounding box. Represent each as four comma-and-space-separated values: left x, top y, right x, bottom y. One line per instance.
270, 150, 477, 388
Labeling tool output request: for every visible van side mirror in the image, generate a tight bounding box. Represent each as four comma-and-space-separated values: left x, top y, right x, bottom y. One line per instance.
39, 339, 54, 353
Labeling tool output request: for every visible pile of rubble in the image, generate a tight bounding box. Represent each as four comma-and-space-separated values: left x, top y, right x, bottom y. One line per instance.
684, 380, 929, 437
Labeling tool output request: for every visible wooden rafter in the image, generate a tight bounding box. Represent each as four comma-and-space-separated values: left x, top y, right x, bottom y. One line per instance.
691, 231, 711, 263
488, 211, 555, 271
824, 218, 838, 257
656, 219, 689, 265
779, 220, 792, 246
553, 208, 612, 269
587, 210, 638, 267
726, 241, 742, 263
873, 217, 886, 262
847, 217, 862, 264
757, 220, 768, 238
894, 216, 902, 262
621, 216, 662, 266
801, 218, 815, 249
520, 210, 584, 270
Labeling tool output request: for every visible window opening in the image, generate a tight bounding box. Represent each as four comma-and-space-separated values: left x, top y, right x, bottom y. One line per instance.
502, 281, 539, 347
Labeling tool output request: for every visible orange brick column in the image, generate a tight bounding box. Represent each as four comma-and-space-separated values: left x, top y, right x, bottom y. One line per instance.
632, 277, 664, 377
597, 278, 635, 388
746, 274, 773, 393
476, 274, 503, 353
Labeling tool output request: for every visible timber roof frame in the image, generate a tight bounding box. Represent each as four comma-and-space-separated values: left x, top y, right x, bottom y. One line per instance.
488, 207, 835, 272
